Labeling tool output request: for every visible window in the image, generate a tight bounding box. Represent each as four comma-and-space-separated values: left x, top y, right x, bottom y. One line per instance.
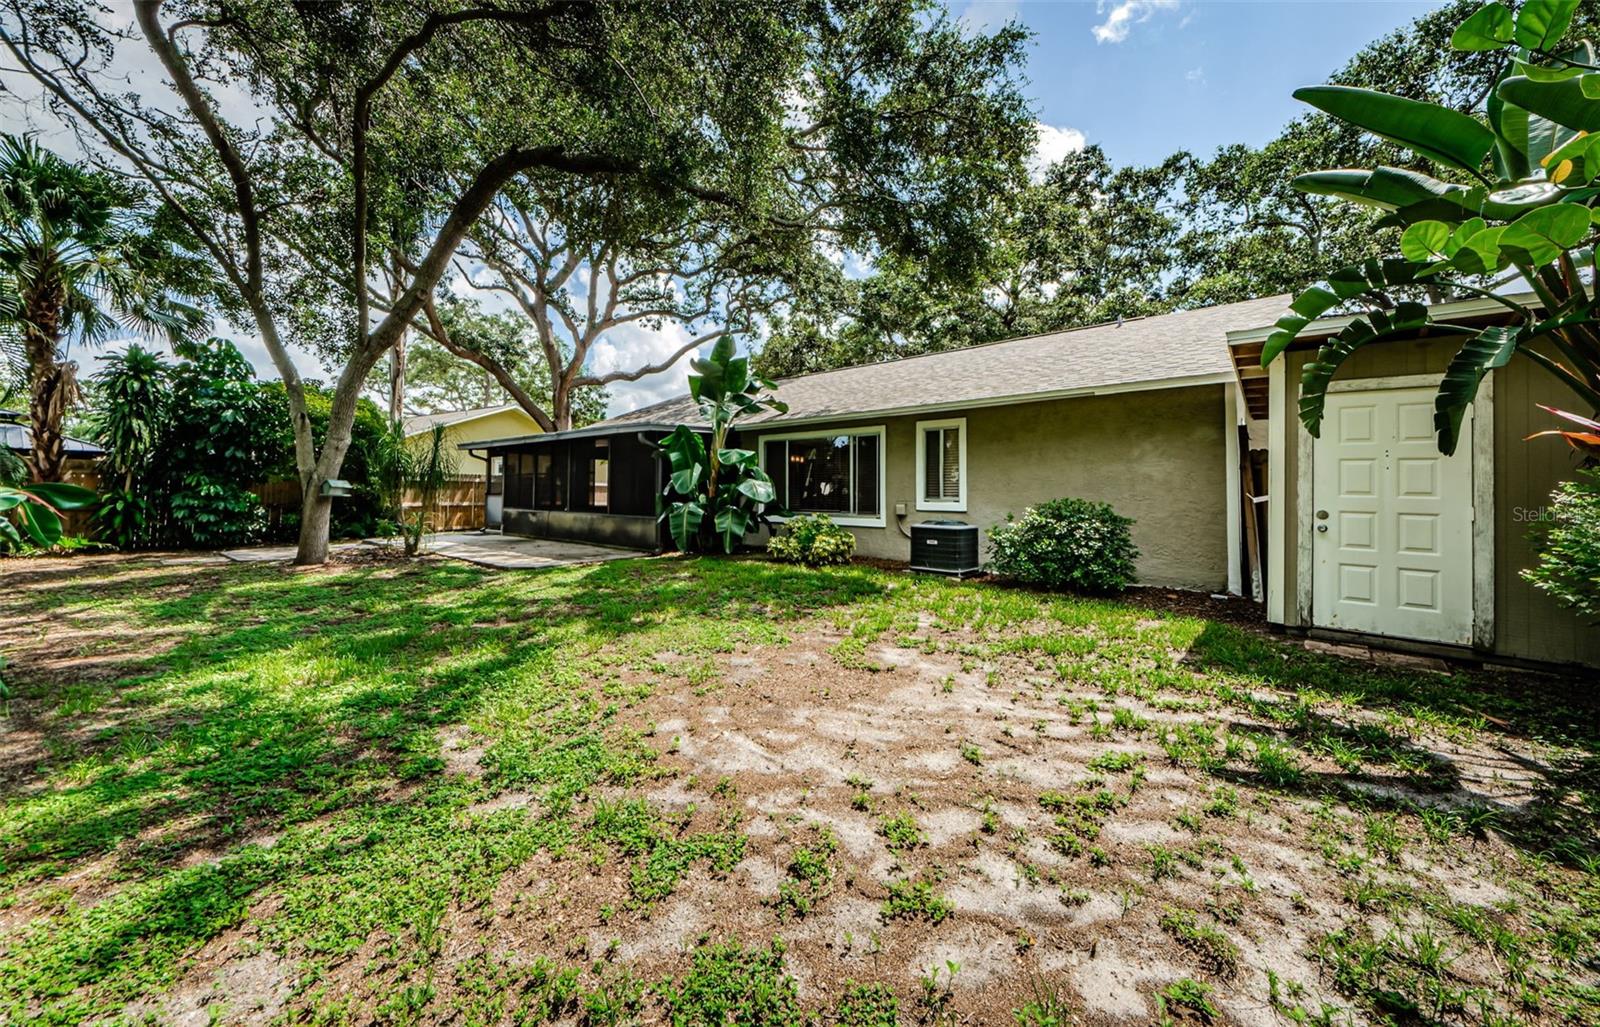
570, 438, 610, 512
504, 452, 534, 508
759, 427, 885, 526
916, 418, 966, 511
534, 450, 566, 510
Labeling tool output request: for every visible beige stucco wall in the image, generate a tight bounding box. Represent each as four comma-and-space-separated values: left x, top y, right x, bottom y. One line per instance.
750, 384, 1232, 591
412, 408, 541, 476
1278, 339, 1600, 667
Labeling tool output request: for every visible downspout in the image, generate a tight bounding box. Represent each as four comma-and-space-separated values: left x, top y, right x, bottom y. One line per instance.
466, 448, 489, 532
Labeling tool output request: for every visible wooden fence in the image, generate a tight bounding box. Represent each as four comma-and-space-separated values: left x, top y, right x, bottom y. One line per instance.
60, 462, 101, 538
402, 477, 485, 532
254, 475, 486, 533
20, 470, 486, 542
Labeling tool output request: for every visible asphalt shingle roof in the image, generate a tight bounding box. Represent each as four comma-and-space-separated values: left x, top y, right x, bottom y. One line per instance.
605, 295, 1288, 428
1, 421, 104, 457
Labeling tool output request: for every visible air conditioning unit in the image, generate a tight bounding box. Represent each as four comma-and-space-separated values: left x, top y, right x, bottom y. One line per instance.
910, 520, 981, 577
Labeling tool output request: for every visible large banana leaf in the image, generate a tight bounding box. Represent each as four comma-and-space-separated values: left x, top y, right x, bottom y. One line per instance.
1434, 325, 1523, 454
1260, 258, 1425, 365
19, 481, 96, 510
1298, 303, 1436, 436
1496, 75, 1600, 132
661, 497, 706, 552
735, 473, 776, 504
660, 425, 707, 496
0, 481, 95, 548
713, 506, 752, 553
1292, 167, 1481, 211
1294, 86, 1498, 174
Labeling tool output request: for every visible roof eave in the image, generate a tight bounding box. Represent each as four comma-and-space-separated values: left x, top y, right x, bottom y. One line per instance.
457, 421, 686, 451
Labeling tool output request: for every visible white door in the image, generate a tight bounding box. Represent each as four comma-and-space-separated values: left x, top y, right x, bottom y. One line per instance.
1312, 386, 1473, 645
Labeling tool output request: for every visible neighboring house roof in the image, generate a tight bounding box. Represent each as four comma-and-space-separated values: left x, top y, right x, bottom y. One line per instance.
605, 294, 1291, 430
402, 403, 534, 437
0, 418, 105, 457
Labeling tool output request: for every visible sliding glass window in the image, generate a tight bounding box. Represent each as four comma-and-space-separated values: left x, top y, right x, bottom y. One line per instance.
761, 429, 883, 524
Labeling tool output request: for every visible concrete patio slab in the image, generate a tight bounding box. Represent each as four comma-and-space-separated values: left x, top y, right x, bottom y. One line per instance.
376, 531, 648, 570
219, 542, 367, 563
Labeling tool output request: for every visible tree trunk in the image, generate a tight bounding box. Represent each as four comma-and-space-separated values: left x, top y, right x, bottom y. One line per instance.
388, 252, 407, 421
292, 342, 372, 565
26, 360, 75, 483
388, 332, 407, 422
21, 279, 69, 483
296, 486, 334, 564
553, 384, 572, 432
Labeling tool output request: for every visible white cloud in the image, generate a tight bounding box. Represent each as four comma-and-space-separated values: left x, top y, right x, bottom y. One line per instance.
1092, 0, 1180, 45
1028, 121, 1087, 180
1185, 66, 1206, 85
588, 321, 718, 416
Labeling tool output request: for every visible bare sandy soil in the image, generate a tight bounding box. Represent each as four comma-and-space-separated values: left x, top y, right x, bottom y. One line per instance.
3, 555, 1595, 1026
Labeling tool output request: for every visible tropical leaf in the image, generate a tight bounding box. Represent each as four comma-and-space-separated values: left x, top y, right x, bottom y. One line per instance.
1497, 202, 1594, 264
25, 481, 96, 510
1513, 0, 1580, 52
735, 474, 776, 504
1435, 325, 1523, 454
1261, 258, 1425, 366
1452, 2, 1515, 52
660, 498, 706, 552
1497, 76, 1600, 133
1400, 221, 1455, 261
1298, 303, 1436, 437
716, 447, 758, 470
1294, 86, 1498, 173
712, 505, 752, 553
14, 494, 61, 546
1292, 167, 1481, 211
1525, 403, 1600, 455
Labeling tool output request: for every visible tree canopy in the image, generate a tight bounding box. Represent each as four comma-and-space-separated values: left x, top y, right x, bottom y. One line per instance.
2, 0, 1033, 561
757, 0, 1600, 379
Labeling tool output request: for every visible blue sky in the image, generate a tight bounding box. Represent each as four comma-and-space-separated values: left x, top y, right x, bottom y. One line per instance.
960, 0, 1441, 168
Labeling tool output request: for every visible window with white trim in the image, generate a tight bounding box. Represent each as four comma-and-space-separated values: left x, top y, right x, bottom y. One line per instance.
759, 427, 883, 525
916, 418, 966, 511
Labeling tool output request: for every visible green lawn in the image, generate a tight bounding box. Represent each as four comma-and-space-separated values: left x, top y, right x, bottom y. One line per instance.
1, 554, 1597, 1026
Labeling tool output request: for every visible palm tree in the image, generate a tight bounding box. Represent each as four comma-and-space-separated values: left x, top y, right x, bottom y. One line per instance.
0, 135, 207, 482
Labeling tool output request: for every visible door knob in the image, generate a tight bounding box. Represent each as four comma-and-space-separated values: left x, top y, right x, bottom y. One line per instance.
1316, 524, 1328, 533
1315, 510, 1329, 520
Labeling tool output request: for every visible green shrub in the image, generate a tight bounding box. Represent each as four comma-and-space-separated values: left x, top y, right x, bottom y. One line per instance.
1524, 469, 1600, 619
766, 513, 856, 567
987, 497, 1138, 594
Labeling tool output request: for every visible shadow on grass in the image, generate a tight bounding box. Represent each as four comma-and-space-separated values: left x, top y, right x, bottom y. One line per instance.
1, 555, 885, 888
1184, 621, 1600, 866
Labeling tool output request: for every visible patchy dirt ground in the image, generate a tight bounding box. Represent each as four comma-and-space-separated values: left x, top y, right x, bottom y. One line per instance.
2, 554, 1597, 1026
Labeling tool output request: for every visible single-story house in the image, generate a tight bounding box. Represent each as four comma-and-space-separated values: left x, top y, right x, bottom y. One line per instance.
1228, 291, 1600, 670
405, 403, 541, 477
407, 403, 542, 529
467, 290, 1600, 670
468, 295, 1290, 593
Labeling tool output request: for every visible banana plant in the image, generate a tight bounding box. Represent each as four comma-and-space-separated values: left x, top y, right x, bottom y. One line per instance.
1, 480, 95, 550
1263, 0, 1600, 455
658, 335, 786, 553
